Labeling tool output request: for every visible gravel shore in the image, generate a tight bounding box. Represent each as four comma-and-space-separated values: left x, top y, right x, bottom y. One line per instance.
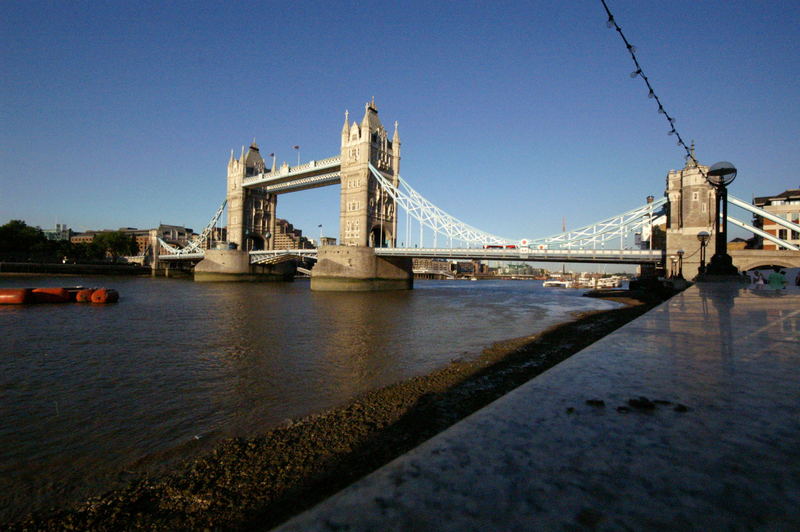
9, 289, 667, 531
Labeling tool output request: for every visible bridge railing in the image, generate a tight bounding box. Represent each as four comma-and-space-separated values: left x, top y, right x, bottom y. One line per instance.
375, 247, 664, 264
249, 249, 319, 264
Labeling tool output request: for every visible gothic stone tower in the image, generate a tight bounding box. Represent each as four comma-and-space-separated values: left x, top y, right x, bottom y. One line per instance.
339, 99, 401, 247
665, 145, 715, 277
226, 142, 277, 251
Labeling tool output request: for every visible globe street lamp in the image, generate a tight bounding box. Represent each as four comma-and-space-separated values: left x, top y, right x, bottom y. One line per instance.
705, 161, 739, 275
676, 249, 685, 279
697, 231, 710, 275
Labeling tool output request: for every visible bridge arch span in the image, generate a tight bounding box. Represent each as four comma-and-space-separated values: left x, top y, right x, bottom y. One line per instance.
368, 224, 393, 248
245, 234, 265, 251
730, 250, 800, 272
737, 259, 799, 271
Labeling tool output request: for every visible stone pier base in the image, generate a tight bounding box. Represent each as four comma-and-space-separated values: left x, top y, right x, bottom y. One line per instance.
311, 246, 413, 291
193, 249, 295, 282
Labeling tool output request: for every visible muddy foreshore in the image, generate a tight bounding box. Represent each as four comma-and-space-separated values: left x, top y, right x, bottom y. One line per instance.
9, 289, 670, 531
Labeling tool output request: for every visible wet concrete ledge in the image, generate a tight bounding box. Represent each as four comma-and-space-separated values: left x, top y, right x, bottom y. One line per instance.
275, 283, 800, 530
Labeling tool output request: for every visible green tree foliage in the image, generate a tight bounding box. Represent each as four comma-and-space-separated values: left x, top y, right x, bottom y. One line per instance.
0, 220, 139, 263
0, 219, 47, 253
92, 231, 139, 261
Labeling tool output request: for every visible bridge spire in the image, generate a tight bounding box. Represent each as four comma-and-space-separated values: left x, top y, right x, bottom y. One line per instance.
341, 110, 349, 145
685, 140, 697, 168
393, 120, 400, 144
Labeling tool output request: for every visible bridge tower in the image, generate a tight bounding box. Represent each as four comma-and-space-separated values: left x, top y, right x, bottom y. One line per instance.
665, 145, 715, 277
339, 98, 401, 247
226, 142, 277, 251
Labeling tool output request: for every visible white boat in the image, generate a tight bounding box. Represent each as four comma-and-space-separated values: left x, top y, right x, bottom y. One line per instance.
596, 276, 623, 289
542, 279, 570, 288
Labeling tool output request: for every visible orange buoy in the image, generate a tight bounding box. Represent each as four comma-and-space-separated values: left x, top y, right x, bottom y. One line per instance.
75, 289, 96, 302
0, 288, 32, 304
64, 288, 82, 302
31, 287, 71, 303
90, 288, 119, 304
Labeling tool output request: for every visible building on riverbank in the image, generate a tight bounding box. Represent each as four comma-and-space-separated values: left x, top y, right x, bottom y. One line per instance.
753, 189, 800, 250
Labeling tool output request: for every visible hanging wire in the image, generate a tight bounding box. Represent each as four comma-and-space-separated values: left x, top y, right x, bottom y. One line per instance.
600, 0, 706, 178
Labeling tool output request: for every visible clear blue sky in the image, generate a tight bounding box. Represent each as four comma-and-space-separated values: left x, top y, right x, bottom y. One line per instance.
2, 1, 798, 242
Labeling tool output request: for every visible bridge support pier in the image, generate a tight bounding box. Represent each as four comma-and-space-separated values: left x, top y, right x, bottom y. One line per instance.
194, 249, 296, 282
311, 246, 413, 291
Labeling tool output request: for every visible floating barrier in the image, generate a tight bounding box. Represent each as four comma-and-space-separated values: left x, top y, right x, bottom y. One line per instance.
90, 288, 119, 304
0, 287, 119, 305
31, 287, 71, 303
75, 288, 95, 302
0, 288, 31, 304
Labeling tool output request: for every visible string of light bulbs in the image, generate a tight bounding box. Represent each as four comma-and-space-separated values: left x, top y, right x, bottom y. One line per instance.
600, 0, 705, 176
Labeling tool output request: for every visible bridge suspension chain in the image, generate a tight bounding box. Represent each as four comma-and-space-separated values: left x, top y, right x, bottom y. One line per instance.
158, 199, 227, 255
370, 164, 667, 250
369, 165, 510, 247
529, 197, 667, 249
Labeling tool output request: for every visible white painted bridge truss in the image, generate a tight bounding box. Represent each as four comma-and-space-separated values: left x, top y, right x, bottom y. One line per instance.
158, 162, 800, 262
157, 199, 226, 259
367, 164, 667, 251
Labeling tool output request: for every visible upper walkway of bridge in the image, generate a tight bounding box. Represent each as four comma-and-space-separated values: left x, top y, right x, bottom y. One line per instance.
275, 281, 800, 530
242, 156, 341, 194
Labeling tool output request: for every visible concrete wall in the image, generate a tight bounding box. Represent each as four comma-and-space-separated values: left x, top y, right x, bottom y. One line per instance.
193, 249, 295, 282
311, 245, 412, 291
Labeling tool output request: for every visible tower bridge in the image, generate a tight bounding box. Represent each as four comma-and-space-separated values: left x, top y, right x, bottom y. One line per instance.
156, 99, 800, 289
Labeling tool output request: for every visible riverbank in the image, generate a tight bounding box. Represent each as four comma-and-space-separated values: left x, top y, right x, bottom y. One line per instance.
8, 289, 670, 531
0, 262, 151, 276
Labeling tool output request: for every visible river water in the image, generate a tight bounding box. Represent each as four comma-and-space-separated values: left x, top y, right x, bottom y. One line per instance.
0, 275, 620, 521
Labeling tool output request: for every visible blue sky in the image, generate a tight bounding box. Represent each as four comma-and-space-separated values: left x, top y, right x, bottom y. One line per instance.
2, 1, 798, 243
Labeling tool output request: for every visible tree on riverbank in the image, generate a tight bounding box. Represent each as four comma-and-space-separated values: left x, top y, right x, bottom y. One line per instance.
0, 220, 132, 263
0, 220, 47, 254
92, 231, 138, 262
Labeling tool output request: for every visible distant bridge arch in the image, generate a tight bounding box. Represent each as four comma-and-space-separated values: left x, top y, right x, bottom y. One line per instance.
730, 250, 800, 272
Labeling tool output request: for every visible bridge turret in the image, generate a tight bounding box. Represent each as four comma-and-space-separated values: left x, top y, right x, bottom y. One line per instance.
339, 98, 400, 247
665, 147, 714, 277
341, 110, 350, 147
392, 120, 401, 177
226, 141, 274, 251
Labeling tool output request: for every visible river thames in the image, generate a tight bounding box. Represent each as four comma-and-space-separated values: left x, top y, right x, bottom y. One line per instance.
0, 275, 621, 521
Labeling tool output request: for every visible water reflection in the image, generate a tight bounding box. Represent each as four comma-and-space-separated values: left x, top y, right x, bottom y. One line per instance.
0, 276, 617, 521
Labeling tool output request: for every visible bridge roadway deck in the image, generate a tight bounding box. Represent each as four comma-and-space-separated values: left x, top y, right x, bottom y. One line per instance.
274, 282, 800, 530
376, 247, 663, 263
247, 247, 663, 264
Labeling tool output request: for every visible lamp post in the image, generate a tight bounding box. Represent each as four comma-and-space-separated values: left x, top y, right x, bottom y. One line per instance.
293, 145, 300, 166
670, 255, 677, 279
705, 161, 739, 275
697, 231, 710, 275
676, 249, 684, 279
